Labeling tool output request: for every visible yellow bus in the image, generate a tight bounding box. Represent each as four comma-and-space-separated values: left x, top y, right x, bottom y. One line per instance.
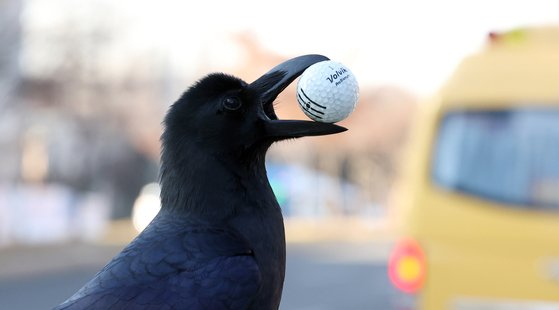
388, 27, 559, 309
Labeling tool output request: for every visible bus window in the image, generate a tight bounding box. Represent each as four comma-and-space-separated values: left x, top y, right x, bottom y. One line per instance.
432, 107, 559, 210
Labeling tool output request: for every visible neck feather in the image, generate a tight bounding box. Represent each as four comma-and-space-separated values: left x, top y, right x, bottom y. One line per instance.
159, 141, 275, 219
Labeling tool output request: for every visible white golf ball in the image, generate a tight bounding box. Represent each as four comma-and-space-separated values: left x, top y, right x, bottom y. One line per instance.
296, 60, 359, 123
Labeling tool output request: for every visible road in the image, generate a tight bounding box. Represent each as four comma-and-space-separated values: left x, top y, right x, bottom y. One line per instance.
0, 241, 398, 310
283, 242, 399, 310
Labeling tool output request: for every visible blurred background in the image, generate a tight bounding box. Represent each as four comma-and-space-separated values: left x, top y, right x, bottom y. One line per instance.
1, 0, 558, 309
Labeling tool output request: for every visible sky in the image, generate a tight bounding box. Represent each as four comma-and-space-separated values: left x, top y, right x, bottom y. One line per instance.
25, 0, 559, 96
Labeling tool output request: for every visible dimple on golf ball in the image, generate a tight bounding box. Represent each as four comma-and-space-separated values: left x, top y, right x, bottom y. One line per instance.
296, 60, 359, 123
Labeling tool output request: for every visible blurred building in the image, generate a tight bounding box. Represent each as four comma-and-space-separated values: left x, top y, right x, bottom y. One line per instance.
0, 0, 23, 179
0, 0, 161, 246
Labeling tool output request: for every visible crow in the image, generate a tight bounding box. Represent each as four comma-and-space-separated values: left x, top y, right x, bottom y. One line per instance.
54, 54, 346, 310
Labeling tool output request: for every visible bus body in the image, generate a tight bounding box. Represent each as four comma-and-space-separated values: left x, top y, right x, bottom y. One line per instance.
389, 27, 559, 309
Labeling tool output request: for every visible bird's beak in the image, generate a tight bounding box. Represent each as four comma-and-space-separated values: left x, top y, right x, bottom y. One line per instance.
247, 54, 347, 140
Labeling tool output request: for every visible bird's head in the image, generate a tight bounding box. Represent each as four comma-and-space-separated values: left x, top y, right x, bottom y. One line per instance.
162, 55, 346, 162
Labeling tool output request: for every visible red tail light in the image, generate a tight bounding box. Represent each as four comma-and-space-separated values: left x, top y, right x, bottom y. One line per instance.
388, 238, 426, 293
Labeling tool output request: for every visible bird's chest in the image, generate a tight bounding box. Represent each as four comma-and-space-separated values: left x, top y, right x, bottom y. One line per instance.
238, 207, 285, 262
229, 204, 286, 307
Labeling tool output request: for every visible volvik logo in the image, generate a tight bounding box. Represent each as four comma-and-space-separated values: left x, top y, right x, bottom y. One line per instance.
325, 67, 348, 84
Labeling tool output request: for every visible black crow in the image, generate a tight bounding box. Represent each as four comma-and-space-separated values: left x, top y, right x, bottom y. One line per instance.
54, 54, 346, 310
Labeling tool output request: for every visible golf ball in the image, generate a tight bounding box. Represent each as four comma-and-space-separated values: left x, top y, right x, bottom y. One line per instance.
296, 60, 359, 123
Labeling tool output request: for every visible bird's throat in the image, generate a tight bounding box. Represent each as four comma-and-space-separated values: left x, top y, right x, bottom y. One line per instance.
159, 144, 275, 219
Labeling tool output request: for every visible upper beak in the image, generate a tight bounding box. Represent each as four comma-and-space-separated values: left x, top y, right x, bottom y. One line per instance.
246, 54, 347, 139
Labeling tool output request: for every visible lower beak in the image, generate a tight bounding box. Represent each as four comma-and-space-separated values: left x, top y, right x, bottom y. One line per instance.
247, 54, 348, 139
263, 119, 346, 139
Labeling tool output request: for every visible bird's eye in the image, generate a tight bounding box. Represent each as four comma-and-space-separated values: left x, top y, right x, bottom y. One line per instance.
223, 97, 242, 111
